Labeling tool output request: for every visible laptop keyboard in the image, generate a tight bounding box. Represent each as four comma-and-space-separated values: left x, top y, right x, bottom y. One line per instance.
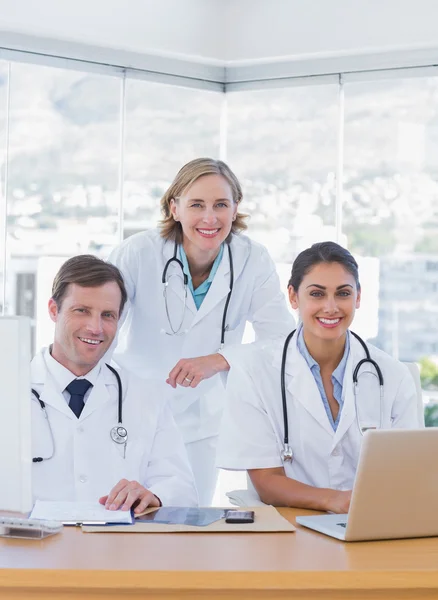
337, 523, 347, 528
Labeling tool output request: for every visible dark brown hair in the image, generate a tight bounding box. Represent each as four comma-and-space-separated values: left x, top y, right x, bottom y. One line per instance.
288, 242, 360, 291
52, 255, 127, 315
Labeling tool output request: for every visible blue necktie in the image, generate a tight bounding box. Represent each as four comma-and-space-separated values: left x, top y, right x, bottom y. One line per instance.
66, 379, 92, 418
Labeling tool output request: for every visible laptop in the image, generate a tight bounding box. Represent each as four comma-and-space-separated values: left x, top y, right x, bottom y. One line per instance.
296, 428, 438, 542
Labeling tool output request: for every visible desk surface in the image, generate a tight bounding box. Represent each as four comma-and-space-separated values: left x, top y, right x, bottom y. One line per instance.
1, 508, 438, 600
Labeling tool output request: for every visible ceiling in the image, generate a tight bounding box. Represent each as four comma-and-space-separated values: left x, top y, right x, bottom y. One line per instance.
0, 0, 438, 88
0, 0, 438, 64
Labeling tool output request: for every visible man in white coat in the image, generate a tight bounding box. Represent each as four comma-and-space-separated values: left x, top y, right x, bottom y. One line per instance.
31, 255, 197, 514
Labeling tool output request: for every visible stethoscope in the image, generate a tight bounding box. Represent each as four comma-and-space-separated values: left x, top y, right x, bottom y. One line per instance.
280, 329, 384, 462
31, 364, 128, 462
162, 241, 234, 349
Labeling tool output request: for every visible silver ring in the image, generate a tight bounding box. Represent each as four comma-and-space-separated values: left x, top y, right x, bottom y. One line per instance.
184, 377, 192, 383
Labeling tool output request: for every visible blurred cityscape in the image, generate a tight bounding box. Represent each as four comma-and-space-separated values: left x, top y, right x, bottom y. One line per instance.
1, 61, 438, 395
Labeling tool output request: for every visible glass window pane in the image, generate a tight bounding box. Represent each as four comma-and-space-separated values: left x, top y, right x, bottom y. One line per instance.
227, 85, 339, 291
344, 77, 438, 361
5, 62, 122, 352
0, 61, 7, 316
219, 85, 339, 504
124, 81, 225, 505
123, 80, 222, 238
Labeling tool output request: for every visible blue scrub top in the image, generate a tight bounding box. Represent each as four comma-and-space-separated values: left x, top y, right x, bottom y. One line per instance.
179, 244, 224, 310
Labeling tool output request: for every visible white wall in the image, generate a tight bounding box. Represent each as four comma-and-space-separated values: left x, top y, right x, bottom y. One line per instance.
224, 0, 438, 62
0, 0, 224, 62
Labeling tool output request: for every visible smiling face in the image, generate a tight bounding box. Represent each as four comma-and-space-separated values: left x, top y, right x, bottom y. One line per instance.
48, 282, 121, 376
169, 174, 237, 257
288, 261, 361, 343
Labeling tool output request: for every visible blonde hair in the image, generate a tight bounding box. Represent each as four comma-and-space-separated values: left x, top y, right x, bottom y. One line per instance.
159, 158, 248, 242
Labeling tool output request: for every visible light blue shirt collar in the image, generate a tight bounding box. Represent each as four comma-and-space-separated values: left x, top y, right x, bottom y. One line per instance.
297, 325, 349, 386
179, 244, 224, 309
296, 325, 350, 430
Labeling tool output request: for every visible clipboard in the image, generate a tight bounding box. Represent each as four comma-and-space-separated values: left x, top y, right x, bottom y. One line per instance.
83, 506, 296, 533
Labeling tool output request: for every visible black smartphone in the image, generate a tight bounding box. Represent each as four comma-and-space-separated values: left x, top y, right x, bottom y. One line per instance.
225, 510, 255, 524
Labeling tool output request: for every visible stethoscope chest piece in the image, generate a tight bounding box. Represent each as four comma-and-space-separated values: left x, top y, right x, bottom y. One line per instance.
33, 363, 128, 463
282, 444, 293, 462
110, 424, 128, 445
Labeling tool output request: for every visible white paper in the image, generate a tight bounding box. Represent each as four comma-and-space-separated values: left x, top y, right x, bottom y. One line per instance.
30, 500, 133, 524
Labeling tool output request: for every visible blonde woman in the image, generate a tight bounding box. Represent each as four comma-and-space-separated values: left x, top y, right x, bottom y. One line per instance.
109, 158, 295, 504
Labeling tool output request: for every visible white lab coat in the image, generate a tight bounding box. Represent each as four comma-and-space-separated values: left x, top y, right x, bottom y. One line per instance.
31, 348, 198, 506
217, 332, 421, 490
109, 228, 295, 443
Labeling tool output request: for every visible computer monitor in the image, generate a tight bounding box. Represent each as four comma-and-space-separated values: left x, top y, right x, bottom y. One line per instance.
0, 316, 32, 512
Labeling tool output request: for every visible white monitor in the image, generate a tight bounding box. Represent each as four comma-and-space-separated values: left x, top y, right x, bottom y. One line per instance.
0, 316, 32, 512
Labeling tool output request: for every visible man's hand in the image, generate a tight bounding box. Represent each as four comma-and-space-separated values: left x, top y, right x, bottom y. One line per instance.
99, 479, 161, 514
166, 353, 230, 389
325, 489, 352, 514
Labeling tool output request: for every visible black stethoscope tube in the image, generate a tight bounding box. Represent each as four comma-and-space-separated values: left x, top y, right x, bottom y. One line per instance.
221, 244, 234, 347
281, 329, 384, 460
162, 241, 234, 348
31, 363, 124, 463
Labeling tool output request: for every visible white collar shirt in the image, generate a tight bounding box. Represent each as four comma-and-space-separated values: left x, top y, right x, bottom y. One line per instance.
44, 348, 102, 405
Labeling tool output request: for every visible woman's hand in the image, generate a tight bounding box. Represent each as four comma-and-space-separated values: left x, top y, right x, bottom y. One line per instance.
325, 489, 352, 514
166, 353, 230, 389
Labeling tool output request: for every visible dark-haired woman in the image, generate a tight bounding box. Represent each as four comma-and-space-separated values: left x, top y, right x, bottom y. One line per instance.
217, 242, 421, 513
109, 158, 295, 505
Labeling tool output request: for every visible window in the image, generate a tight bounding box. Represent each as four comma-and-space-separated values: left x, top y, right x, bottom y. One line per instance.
218, 84, 339, 503
2, 49, 438, 493
123, 80, 222, 238
426, 261, 438, 272
0, 61, 7, 315
227, 85, 339, 290
344, 77, 438, 362
5, 62, 122, 351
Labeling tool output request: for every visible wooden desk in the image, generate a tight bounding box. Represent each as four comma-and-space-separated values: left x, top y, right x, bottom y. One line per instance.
1, 508, 438, 599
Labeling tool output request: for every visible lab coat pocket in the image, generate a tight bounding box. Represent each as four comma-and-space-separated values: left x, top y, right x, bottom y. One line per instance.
110, 439, 145, 483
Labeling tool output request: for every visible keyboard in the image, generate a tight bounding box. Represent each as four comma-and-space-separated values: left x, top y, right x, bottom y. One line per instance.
0, 516, 63, 539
